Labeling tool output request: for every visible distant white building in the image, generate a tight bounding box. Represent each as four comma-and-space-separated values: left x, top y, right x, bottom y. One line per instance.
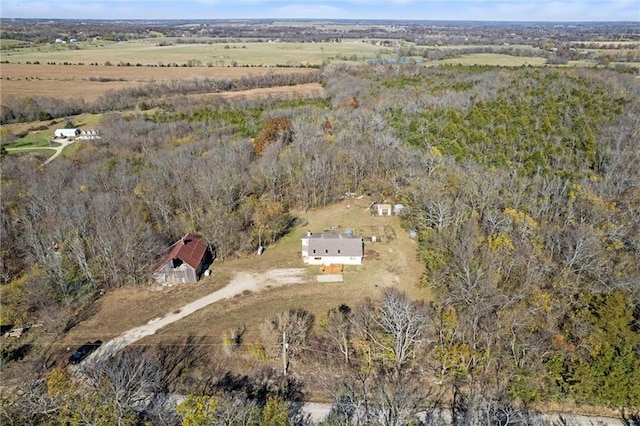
54, 128, 79, 138
77, 129, 100, 140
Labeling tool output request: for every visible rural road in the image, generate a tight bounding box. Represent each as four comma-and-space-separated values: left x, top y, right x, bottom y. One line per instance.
86, 268, 309, 364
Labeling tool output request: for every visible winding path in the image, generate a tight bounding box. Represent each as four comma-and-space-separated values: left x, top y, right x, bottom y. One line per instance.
5, 137, 76, 164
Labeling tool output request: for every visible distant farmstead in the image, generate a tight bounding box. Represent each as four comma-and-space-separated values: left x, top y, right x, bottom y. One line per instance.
153, 233, 214, 285
301, 232, 364, 265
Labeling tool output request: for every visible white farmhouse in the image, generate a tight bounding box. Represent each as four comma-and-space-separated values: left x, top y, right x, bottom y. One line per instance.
301, 232, 364, 265
54, 128, 79, 138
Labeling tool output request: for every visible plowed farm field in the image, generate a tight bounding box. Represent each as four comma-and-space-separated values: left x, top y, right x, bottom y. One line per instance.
0, 63, 321, 102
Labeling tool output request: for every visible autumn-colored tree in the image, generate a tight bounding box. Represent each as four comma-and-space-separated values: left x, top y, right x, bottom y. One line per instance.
336, 96, 359, 109
176, 395, 219, 426
547, 292, 640, 408
253, 116, 293, 156
249, 194, 292, 249
260, 396, 292, 426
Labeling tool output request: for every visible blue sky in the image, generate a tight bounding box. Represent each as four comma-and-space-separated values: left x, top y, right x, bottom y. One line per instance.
2, 0, 638, 21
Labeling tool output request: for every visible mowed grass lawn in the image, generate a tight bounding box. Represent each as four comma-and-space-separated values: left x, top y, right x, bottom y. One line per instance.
4, 148, 56, 157
4, 132, 59, 149
59, 196, 427, 356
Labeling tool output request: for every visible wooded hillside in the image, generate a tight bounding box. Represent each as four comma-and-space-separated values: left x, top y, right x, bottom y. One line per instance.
1, 62, 639, 424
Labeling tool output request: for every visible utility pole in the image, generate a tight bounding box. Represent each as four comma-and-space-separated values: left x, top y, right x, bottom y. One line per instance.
282, 331, 288, 377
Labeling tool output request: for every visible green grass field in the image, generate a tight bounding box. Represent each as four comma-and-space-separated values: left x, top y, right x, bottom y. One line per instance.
72, 113, 103, 128
0, 39, 29, 49
2, 36, 612, 70
6, 132, 59, 149
4, 147, 56, 156
2, 39, 393, 66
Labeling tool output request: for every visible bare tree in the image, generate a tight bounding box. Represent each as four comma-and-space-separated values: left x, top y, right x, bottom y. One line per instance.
79, 348, 165, 423
325, 304, 353, 364
351, 289, 427, 373
216, 397, 261, 426
327, 369, 442, 426
261, 309, 315, 376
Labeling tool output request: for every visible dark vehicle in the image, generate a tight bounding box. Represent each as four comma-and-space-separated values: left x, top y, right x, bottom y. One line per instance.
68, 340, 102, 365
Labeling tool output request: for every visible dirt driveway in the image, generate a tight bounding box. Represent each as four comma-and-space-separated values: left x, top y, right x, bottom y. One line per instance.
86, 268, 309, 364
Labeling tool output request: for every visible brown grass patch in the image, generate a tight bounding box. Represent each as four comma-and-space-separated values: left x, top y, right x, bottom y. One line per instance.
195, 82, 324, 102
58, 196, 426, 357
0, 63, 319, 102
55, 270, 232, 354
37, 197, 426, 400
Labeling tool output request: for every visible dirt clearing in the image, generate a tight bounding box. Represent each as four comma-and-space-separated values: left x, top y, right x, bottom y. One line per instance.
85, 268, 309, 364
58, 196, 426, 362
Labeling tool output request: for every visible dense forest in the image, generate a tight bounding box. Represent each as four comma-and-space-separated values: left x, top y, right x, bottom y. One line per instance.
1, 62, 639, 424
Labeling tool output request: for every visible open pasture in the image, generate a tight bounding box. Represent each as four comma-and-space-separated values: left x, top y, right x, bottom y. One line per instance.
2, 39, 387, 67
441, 53, 548, 67
0, 63, 320, 102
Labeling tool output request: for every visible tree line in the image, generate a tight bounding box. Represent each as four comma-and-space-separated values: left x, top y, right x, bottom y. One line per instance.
0, 70, 320, 125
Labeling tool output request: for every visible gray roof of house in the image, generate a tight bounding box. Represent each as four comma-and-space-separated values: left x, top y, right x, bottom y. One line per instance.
302, 233, 364, 257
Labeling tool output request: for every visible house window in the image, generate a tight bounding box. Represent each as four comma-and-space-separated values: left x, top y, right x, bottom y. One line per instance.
325, 249, 328, 254
338, 249, 341, 254
312, 249, 316, 254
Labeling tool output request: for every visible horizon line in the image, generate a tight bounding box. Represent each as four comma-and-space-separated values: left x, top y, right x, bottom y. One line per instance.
1, 17, 638, 23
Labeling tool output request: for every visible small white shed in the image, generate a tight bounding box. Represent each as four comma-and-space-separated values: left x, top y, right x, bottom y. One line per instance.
376, 203, 393, 216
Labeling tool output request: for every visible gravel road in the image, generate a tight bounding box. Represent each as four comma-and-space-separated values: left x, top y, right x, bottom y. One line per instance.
300, 403, 626, 425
